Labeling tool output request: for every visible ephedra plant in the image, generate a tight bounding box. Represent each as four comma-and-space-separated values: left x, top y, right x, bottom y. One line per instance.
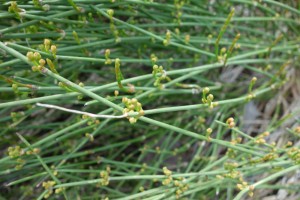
0, 1, 300, 199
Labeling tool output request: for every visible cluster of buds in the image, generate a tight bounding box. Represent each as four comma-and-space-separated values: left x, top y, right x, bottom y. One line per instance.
54, 187, 65, 195
85, 133, 94, 142
139, 186, 144, 192
162, 166, 172, 185
161, 167, 188, 199
172, 148, 179, 156
98, 166, 111, 186
8, 1, 23, 19
87, 12, 95, 22
260, 152, 278, 162
50, 165, 58, 177
163, 30, 171, 46
287, 147, 300, 164
12, 84, 18, 93
152, 65, 171, 89
237, 181, 254, 197
246, 93, 256, 101
152, 65, 164, 77
7, 146, 26, 170
217, 47, 227, 64
254, 131, 269, 144
226, 117, 235, 128
294, 126, 300, 134
284, 141, 293, 148
202, 87, 218, 109
249, 151, 277, 164
33, 0, 49, 11
264, 64, 272, 71
226, 148, 237, 159
33, 0, 43, 9
122, 97, 144, 124
139, 163, 148, 173
42, 181, 56, 198
230, 137, 242, 145
27, 51, 45, 72
207, 34, 213, 41
150, 54, 158, 65
107, 9, 114, 20
224, 161, 239, 171
99, 171, 110, 186
206, 128, 213, 141
222, 169, 241, 179
40, 39, 57, 59
221, 166, 253, 197
26, 148, 40, 155
173, 178, 189, 199
27, 39, 58, 73
235, 174, 255, 197
105, 49, 112, 64
220, 166, 254, 197
193, 54, 200, 63
7, 145, 24, 158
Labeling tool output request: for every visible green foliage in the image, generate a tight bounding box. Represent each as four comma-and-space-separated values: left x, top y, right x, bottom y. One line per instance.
0, 1, 300, 200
